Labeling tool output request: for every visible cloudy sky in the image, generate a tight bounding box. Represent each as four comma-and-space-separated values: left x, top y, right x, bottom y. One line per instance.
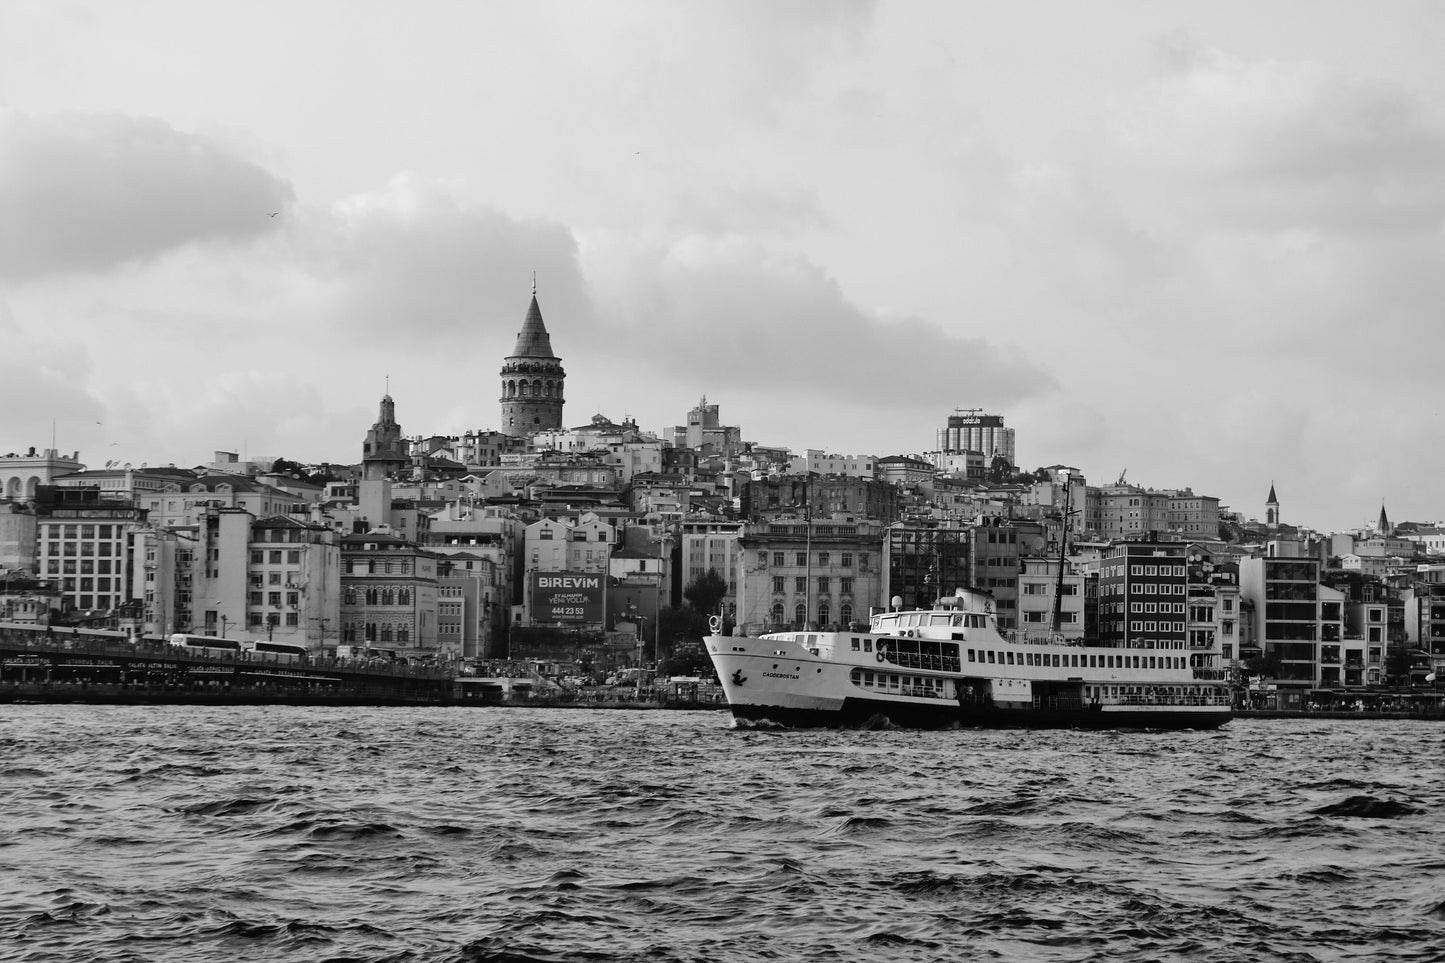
2, 1, 1442, 532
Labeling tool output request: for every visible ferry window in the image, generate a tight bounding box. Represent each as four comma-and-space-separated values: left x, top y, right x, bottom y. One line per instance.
864, 639, 873, 652
1089, 655, 1096, 667
987, 651, 996, 664
967, 649, 975, 662
1006, 652, 1014, 665
951, 615, 963, 627
851, 638, 860, 651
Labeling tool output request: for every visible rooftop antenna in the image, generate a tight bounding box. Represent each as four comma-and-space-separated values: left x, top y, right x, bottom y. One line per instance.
533, 272, 537, 295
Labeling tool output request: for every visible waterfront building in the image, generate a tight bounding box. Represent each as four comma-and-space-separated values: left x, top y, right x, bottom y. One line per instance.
734, 515, 886, 632
132, 507, 340, 646
1097, 540, 1190, 650
34, 485, 146, 621
435, 554, 500, 660
1017, 556, 1086, 641
881, 523, 970, 613
499, 293, 565, 438
971, 518, 1023, 632
0, 500, 37, 573
1, 447, 84, 502
678, 526, 738, 615
1239, 555, 1344, 692
1402, 583, 1445, 681
338, 532, 441, 654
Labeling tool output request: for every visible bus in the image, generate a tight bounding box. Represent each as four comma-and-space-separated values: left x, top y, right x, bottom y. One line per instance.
241, 640, 309, 664
168, 633, 243, 658
336, 644, 400, 663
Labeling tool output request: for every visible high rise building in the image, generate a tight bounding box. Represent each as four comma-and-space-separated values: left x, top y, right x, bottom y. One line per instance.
935, 410, 1015, 467
499, 292, 565, 437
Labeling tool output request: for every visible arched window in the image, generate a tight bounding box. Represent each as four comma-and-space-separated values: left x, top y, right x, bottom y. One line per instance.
399, 589, 411, 605
770, 603, 785, 625
365, 588, 378, 605
794, 603, 806, 627
817, 602, 830, 628
344, 587, 356, 605
397, 627, 410, 643
365, 622, 377, 641
840, 603, 853, 625
379, 624, 393, 642
519, 381, 530, 398
381, 588, 395, 605
543, 382, 552, 398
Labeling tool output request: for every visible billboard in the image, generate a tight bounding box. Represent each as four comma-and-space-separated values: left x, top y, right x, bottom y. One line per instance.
531, 571, 606, 623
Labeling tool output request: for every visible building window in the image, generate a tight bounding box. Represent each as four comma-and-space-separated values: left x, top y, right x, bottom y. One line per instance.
795, 577, 806, 592
773, 552, 785, 566
795, 552, 806, 566
794, 603, 806, 625
772, 577, 785, 594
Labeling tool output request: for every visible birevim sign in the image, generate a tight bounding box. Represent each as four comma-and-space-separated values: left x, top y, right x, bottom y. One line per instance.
531, 571, 606, 623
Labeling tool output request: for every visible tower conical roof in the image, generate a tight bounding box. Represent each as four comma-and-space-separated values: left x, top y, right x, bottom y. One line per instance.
1266, 483, 1278, 504
1378, 503, 1391, 533
509, 295, 557, 360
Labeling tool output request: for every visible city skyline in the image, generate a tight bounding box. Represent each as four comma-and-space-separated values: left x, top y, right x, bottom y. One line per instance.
3, 2, 1443, 533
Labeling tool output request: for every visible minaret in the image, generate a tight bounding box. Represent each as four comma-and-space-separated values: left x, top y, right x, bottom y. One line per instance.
1265, 483, 1279, 529
362, 392, 409, 480
499, 288, 565, 437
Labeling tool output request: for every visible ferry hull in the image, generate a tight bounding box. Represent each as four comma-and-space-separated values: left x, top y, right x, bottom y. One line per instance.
727, 696, 1231, 731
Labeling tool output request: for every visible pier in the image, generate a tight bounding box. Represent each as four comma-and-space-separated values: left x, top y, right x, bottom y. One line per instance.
0, 623, 455, 706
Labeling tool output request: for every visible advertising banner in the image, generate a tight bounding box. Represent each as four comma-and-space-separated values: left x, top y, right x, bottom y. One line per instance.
531, 571, 605, 623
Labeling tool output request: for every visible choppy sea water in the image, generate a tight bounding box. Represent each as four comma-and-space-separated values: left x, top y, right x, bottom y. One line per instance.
2, 707, 1444, 963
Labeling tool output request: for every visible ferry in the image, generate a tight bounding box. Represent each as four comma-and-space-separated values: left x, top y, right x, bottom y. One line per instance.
705, 587, 1232, 729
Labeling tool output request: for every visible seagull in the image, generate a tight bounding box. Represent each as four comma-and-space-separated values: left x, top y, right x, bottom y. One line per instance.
269, 212, 280, 217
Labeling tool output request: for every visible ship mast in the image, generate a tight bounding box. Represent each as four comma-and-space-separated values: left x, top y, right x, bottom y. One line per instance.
1051, 470, 1073, 636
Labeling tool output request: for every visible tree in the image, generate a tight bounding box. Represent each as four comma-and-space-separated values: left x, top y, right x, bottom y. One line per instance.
683, 569, 729, 615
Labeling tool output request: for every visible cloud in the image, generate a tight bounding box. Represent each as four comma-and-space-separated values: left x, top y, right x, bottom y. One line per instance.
1116, 40, 1445, 237
580, 235, 1056, 414
299, 174, 591, 340
0, 109, 294, 280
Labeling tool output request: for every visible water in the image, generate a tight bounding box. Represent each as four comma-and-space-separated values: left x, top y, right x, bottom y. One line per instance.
2, 707, 1443, 963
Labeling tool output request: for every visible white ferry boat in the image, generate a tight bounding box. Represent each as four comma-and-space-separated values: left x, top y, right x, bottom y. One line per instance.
705, 587, 1232, 729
